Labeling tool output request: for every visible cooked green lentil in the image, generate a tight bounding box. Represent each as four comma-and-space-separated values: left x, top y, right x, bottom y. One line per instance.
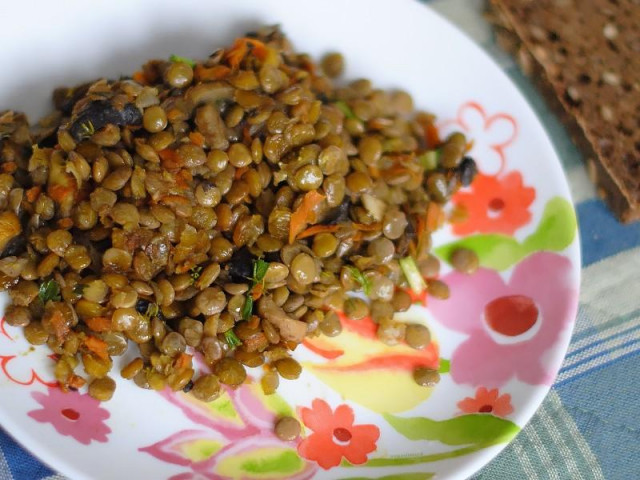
0, 26, 476, 400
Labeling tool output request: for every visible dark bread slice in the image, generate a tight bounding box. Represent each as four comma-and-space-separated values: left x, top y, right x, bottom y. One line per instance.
487, 0, 640, 222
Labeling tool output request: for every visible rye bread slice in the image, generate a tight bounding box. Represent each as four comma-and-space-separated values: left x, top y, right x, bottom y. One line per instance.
487, 0, 640, 222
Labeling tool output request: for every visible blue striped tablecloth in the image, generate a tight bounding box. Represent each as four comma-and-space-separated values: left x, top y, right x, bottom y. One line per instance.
1, 1, 639, 479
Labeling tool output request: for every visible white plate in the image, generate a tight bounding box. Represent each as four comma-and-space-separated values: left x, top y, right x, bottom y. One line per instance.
0, 1, 580, 479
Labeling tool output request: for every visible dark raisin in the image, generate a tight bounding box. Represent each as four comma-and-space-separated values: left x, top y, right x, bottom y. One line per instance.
457, 156, 478, 187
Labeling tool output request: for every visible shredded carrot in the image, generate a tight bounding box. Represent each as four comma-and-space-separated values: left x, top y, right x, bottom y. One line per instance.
84, 316, 112, 332
158, 148, 184, 171
25, 186, 41, 203
368, 166, 380, 179
251, 282, 264, 301
194, 64, 231, 81
174, 353, 193, 370
57, 217, 74, 229
424, 122, 441, 148
83, 336, 109, 361
166, 108, 184, 122
175, 169, 192, 190
132, 71, 147, 85
426, 202, 444, 232
248, 315, 260, 329
465, 140, 474, 153
48, 183, 75, 203
234, 166, 249, 180
289, 191, 326, 244
189, 131, 205, 148
296, 224, 340, 240
49, 310, 70, 341
353, 222, 382, 232
225, 37, 267, 69
68, 374, 86, 390
242, 126, 252, 144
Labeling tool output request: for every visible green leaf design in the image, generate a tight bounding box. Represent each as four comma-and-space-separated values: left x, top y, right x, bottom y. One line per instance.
438, 358, 450, 374
384, 413, 520, 447
435, 196, 576, 271
341, 473, 434, 480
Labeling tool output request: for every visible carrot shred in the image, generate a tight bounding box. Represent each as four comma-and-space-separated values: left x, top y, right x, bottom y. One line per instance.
132, 71, 147, 85
189, 131, 205, 148
57, 218, 74, 229
289, 191, 326, 244
48, 183, 75, 203
175, 169, 192, 190
225, 38, 267, 69
234, 166, 249, 180
424, 122, 441, 148
68, 374, 86, 390
465, 140, 474, 153
174, 353, 193, 370
85, 316, 112, 332
426, 202, 444, 232
158, 148, 184, 171
83, 336, 109, 361
296, 224, 340, 240
353, 222, 382, 232
49, 310, 70, 341
251, 283, 264, 301
194, 64, 231, 81
25, 186, 41, 203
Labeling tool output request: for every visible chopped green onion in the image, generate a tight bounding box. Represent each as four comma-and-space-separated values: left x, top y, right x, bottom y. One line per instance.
334, 100, 358, 120
346, 266, 372, 296
418, 150, 440, 171
38, 279, 61, 303
189, 265, 203, 283
169, 54, 197, 68
145, 302, 159, 319
253, 259, 270, 285
224, 329, 243, 349
399, 256, 427, 294
241, 295, 254, 321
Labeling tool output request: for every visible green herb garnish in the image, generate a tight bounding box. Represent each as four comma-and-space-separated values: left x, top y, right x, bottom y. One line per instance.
189, 265, 203, 284
38, 279, 61, 303
145, 302, 159, 319
346, 266, 372, 296
79, 120, 95, 139
253, 258, 269, 285
334, 100, 358, 120
241, 295, 254, 321
418, 150, 440, 171
240, 258, 270, 322
169, 54, 197, 68
399, 256, 427, 294
224, 329, 242, 349
72, 283, 87, 296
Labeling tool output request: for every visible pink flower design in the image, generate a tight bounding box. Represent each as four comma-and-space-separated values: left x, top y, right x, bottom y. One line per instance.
440, 101, 517, 175
28, 386, 111, 444
140, 384, 317, 480
428, 252, 577, 386
0, 317, 56, 387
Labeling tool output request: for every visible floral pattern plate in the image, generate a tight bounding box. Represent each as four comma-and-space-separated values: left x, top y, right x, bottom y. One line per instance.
0, 0, 580, 479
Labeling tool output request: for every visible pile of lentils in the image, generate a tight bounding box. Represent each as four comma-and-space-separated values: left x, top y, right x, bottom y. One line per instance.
0, 25, 478, 404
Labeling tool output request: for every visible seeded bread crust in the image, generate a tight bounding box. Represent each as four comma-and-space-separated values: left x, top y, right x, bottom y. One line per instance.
487, 0, 640, 222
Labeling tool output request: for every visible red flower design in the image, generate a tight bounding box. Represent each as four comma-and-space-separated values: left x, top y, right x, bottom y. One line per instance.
28, 386, 111, 445
0, 317, 56, 387
297, 399, 379, 469
451, 171, 535, 236
457, 387, 514, 417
